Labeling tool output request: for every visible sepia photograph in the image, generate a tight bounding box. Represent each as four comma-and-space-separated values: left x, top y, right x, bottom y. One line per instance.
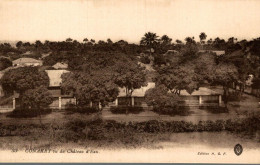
0, 0, 259, 163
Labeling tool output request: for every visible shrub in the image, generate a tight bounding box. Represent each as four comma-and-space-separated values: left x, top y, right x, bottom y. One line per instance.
145, 85, 188, 116
58, 130, 85, 143
7, 108, 52, 118
110, 106, 144, 114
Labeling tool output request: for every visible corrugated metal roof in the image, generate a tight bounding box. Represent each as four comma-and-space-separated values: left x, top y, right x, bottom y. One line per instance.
118, 82, 155, 97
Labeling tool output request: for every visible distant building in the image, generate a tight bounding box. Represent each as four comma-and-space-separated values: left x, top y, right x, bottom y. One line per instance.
12, 58, 43, 67
199, 50, 225, 56
112, 82, 222, 108
45, 69, 75, 109
112, 82, 155, 107
164, 50, 179, 55
21, 51, 33, 56
13, 69, 76, 110
52, 62, 68, 69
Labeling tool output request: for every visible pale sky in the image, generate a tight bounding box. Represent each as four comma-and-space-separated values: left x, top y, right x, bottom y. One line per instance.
0, 0, 260, 43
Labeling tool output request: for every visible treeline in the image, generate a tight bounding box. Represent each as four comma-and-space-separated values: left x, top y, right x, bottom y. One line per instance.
0, 32, 260, 111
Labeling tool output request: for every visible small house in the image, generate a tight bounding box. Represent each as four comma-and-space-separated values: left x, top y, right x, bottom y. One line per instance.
112, 82, 222, 108
199, 50, 225, 56
12, 69, 76, 110
52, 62, 68, 69
45, 70, 76, 109
12, 58, 43, 67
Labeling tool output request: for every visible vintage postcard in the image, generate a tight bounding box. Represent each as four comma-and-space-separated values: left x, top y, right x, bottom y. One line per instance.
0, 0, 259, 163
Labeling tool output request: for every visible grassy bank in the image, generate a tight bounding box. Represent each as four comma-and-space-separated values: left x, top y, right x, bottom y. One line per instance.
0, 112, 259, 150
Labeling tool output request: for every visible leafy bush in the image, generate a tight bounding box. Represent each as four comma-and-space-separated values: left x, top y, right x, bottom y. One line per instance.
1, 115, 260, 146
7, 108, 52, 118
110, 106, 144, 114
145, 85, 187, 116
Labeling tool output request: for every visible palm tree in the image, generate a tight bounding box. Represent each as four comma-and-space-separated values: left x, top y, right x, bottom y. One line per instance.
140, 32, 159, 55
199, 32, 207, 44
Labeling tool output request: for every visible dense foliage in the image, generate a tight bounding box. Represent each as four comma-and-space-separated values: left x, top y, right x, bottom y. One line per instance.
0, 66, 49, 95
0, 32, 259, 111
145, 85, 185, 115
20, 86, 53, 109
61, 71, 119, 107
0, 57, 12, 71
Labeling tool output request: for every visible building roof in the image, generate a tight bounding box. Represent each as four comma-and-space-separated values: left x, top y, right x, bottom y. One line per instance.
45, 70, 69, 87
12, 58, 42, 64
52, 62, 68, 69
199, 50, 225, 56
21, 51, 33, 56
118, 82, 155, 97
118, 83, 221, 97
180, 87, 221, 96
164, 50, 179, 55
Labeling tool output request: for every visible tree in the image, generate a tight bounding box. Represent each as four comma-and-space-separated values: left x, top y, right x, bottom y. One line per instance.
176, 39, 183, 44
107, 38, 113, 44
207, 38, 213, 46
98, 40, 106, 45
213, 37, 226, 50
161, 35, 172, 45
113, 60, 147, 98
61, 71, 119, 108
16, 41, 23, 48
90, 39, 95, 44
227, 37, 237, 45
185, 36, 196, 44
0, 57, 12, 71
213, 63, 239, 107
83, 38, 89, 43
155, 64, 200, 95
140, 32, 160, 55
0, 67, 49, 96
155, 53, 217, 95
199, 32, 207, 44
181, 37, 198, 60
145, 85, 182, 115
66, 38, 73, 42
20, 86, 53, 109
78, 51, 147, 106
